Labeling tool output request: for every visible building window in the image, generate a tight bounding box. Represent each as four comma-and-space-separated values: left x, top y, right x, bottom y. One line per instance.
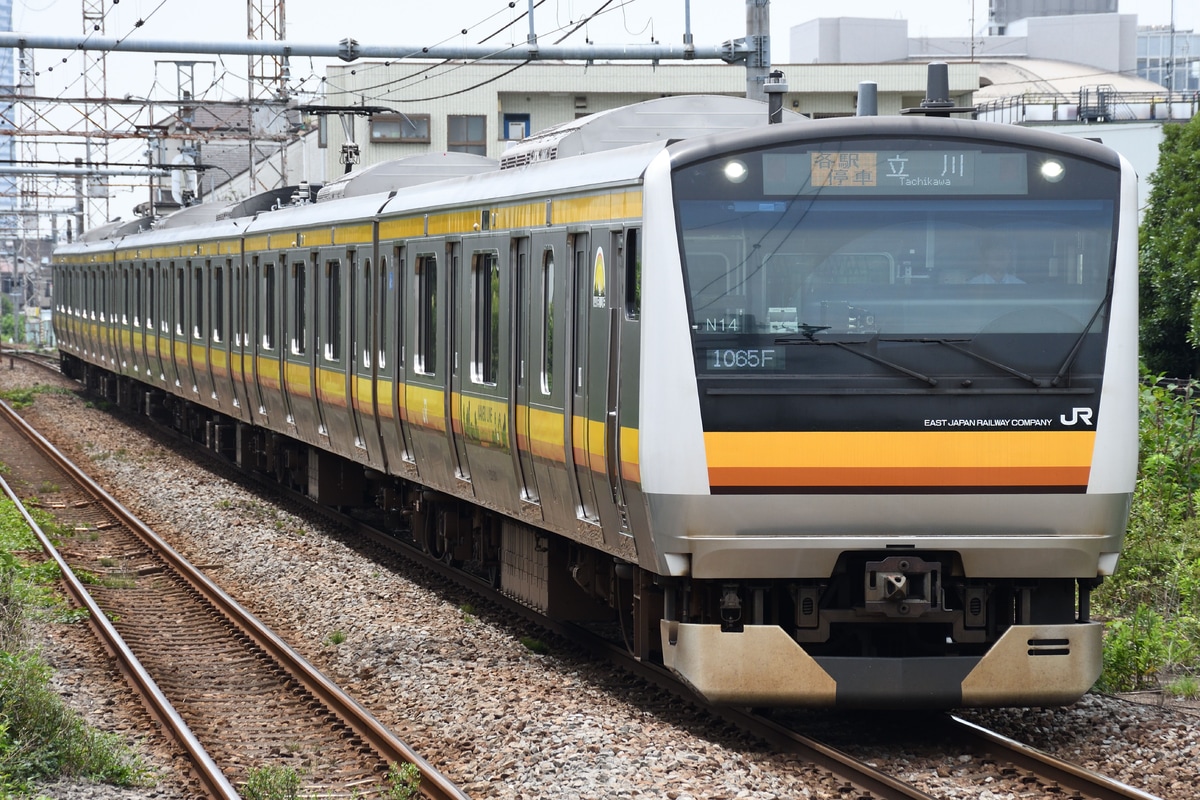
502, 113, 530, 140
317, 115, 328, 149
448, 114, 486, 155
370, 113, 431, 143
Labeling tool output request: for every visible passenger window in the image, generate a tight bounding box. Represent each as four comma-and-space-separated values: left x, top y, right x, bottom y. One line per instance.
292, 261, 307, 355
471, 252, 500, 385
325, 259, 342, 362
540, 249, 555, 396
211, 265, 224, 342
415, 254, 438, 375
262, 261, 277, 350
193, 266, 204, 339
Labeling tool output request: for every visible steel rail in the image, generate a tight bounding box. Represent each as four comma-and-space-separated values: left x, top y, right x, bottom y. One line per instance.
0, 399, 470, 800
0, 400, 239, 800
948, 715, 1164, 800
300, 497, 939, 800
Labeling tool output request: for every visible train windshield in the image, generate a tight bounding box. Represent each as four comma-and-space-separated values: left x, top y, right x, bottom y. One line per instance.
672, 137, 1120, 385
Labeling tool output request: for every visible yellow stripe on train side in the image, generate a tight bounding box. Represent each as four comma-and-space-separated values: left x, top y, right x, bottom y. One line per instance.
704, 430, 1095, 489
404, 383, 447, 432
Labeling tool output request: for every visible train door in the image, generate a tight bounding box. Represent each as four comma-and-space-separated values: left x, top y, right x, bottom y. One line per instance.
404, 246, 456, 490
567, 230, 600, 525
190, 261, 214, 402
134, 264, 145, 377
375, 245, 413, 474
210, 258, 236, 412
314, 247, 340, 446
99, 268, 115, 369
116, 265, 131, 374
601, 229, 633, 535
446, 238, 472, 486
581, 229, 629, 543
527, 234, 575, 530
249, 256, 266, 417
283, 251, 314, 440
251, 255, 284, 423
227, 256, 252, 423
167, 263, 189, 392
460, 238, 520, 511
511, 235, 540, 508
160, 262, 180, 389
350, 247, 387, 471
140, 263, 159, 385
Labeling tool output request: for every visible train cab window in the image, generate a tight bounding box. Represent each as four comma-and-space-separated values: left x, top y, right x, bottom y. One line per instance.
193, 266, 204, 340
262, 261, 277, 350
540, 248, 555, 396
324, 259, 342, 362
471, 251, 500, 385
415, 254, 438, 375
292, 261, 307, 355
212, 265, 224, 343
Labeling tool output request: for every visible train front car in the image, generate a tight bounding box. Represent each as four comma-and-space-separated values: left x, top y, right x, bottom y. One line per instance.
638, 118, 1137, 708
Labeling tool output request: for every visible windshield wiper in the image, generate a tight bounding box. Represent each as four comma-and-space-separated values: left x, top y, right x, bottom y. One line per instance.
774, 335, 938, 386
1050, 291, 1110, 387
884, 338, 1044, 387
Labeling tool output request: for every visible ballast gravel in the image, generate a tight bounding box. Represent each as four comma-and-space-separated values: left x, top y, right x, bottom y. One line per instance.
2, 357, 1198, 800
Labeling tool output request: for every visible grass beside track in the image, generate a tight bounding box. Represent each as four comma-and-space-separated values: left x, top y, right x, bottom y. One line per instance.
0, 495, 152, 796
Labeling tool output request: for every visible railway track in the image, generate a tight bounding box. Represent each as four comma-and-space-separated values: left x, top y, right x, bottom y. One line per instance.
3, 354, 1176, 799
941, 715, 1162, 800
0, 396, 468, 800
2, 346, 60, 373
119, 403, 1168, 800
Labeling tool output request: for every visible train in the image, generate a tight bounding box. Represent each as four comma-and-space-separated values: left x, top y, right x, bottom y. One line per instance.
52, 94, 1138, 709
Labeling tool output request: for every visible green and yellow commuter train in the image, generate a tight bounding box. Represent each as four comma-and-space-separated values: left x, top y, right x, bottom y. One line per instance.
53, 96, 1138, 708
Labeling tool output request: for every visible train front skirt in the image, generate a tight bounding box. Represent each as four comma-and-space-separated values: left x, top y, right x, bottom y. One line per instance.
661, 620, 1103, 708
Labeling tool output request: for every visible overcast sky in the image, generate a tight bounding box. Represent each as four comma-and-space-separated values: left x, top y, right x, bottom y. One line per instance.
11, 0, 1198, 102
10, 0, 1193, 222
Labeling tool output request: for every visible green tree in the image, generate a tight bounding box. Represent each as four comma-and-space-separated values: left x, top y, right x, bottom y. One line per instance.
0, 296, 23, 344
1140, 114, 1200, 378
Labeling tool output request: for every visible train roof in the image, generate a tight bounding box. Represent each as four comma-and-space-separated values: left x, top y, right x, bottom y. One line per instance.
665, 114, 1124, 171
499, 94, 805, 169
316, 153, 499, 202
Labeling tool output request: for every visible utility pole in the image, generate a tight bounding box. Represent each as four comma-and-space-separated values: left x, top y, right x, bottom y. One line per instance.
745, 0, 770, 101
247, 0, 291, 194
81, 0, 111, 228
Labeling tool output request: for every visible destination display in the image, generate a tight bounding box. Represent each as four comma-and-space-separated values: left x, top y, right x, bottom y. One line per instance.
762, 150, 1029, 196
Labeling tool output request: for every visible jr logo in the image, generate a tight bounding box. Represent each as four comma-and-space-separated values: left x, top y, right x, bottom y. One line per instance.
1060, 407, 1094, 426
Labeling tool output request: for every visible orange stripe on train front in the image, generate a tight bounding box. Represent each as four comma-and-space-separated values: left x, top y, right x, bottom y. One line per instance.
704, 430, 1095, 488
